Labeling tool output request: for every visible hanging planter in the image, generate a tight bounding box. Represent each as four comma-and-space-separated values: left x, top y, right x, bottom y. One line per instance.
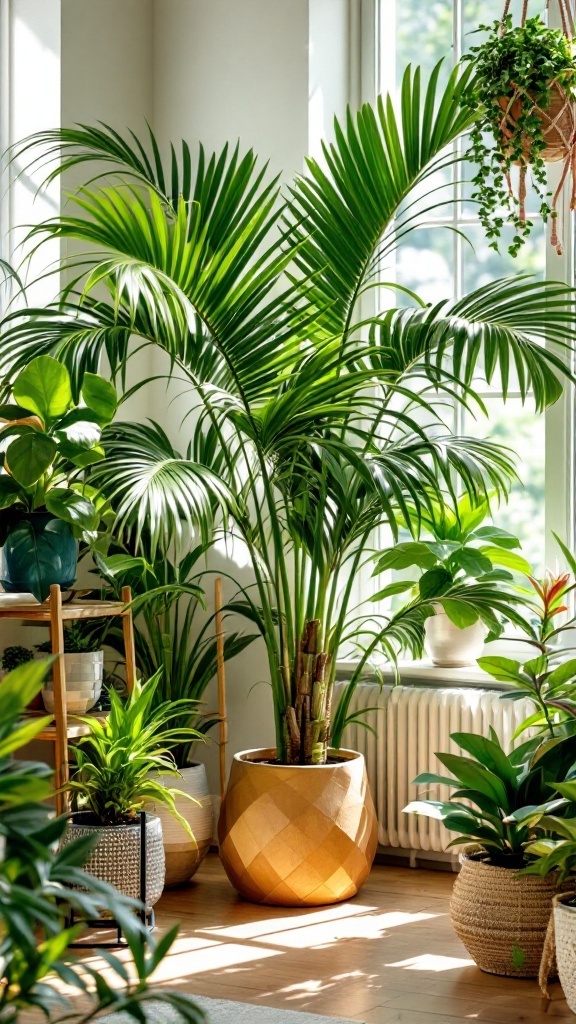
464, 0, 576, 256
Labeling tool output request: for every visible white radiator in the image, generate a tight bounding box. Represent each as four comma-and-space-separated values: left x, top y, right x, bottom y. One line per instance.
335, 682, 533, 854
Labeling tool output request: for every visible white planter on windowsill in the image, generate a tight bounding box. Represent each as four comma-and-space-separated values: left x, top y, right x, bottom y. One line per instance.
424, 609, 488, 668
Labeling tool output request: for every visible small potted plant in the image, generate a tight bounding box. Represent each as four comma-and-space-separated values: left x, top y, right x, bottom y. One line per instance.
463, 10, 576, 255
63, 672, 201, 906
404, 730, 576, 976
36, 622, 105, 715
0, 644, 39, 709
479, 537, 576, 741
95, 547, 257, 887
373, 494, 530, 667
0, 355, 116, 602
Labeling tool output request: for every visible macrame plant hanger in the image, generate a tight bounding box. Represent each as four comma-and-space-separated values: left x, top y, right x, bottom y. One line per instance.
499, 0, 576, 253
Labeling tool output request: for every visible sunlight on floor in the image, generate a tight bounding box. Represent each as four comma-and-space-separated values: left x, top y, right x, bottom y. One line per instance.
200, 901, 379, 940
385, 954, 476, 971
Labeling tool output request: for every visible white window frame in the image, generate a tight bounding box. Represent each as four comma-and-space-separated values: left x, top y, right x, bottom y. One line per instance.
368, 0, 575, 565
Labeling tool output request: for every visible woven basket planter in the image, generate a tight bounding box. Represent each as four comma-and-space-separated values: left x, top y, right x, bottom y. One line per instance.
499, 84, 576, 164
218, 747, 377, 907
148, 764, 213, 888
63, 812, 165, 908
451, 849, 557, 977
553, 897, 576, 1012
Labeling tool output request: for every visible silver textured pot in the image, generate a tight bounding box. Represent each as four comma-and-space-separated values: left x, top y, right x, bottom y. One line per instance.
63, 812, 165, 907
40, 651, 103, 713
424, 608, 487, 667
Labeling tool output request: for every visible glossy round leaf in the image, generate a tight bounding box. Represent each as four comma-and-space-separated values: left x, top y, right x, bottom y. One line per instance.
81, 373, 118, 424
45, 488, 99, 531
12, 356, 72, 423
5, 433, 57, 487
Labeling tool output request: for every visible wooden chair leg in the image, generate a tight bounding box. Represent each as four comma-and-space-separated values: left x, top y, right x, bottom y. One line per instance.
49, 584, 68, 814
121, 586, 137, 694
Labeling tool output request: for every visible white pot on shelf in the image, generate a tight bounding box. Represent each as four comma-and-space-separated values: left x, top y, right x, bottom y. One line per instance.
148, 763, 213, 888
39, 650, 103, 713
424, 608, 487, 668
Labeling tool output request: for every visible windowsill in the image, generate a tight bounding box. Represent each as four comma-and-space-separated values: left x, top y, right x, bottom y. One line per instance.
335, 658, 511, 691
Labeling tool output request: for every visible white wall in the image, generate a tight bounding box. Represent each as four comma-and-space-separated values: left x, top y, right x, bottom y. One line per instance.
151, 0, 312, 799
7, 0, 354, 798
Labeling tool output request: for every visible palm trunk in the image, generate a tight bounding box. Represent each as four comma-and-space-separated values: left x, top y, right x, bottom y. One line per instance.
284, 619, 331, 764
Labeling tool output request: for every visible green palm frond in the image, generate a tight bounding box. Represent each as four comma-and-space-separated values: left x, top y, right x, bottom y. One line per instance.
367, 277, 576, 411
286, 61, 477, 339
91, 421, 232, 553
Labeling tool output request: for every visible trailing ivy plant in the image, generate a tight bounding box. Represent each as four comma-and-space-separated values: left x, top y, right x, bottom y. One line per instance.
463, 15, 576, 255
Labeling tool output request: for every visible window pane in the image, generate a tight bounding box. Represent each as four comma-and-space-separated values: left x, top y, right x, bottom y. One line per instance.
463, 398, 545, 573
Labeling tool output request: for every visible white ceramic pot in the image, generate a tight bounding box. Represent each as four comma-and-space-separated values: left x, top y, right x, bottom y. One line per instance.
554, 898, 576, 1012
424, 608, 487, 667
63, 812, 165, 907
149, 763, 213, 888
42, 689, 99, 714
40, 651, 103, 713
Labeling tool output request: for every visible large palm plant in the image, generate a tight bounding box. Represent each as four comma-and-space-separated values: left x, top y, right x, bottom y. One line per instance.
3, 63, 576, 764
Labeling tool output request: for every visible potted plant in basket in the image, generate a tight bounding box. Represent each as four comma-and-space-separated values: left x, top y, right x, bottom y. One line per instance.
89, 541, 257, 887
5, 61, 576, 905
373, 493, 530, 667
36, 621, 105, 716
463, 7, 576, 255
0, 658, 203, 1024
404, 730, 576, 977
513, 784, 576, 1008
64, 672, 202, 906
0, 355, 117, 602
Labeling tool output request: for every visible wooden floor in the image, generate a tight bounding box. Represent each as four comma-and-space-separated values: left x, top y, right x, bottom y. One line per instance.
74, 853, 574, 1024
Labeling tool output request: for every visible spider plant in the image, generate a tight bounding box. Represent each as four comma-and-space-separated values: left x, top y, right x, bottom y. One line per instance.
3, 62, 576, 764
0, 659, 204, 1024
68, 672, 201, 829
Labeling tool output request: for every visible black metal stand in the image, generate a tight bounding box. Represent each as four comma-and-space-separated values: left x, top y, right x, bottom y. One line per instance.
66, 810, 156, 949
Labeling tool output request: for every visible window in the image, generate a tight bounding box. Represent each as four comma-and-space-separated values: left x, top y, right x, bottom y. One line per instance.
374, 0, 575, 573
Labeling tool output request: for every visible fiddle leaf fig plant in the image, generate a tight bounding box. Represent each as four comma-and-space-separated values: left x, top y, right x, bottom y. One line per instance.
0, 355, 117, 535
373, 494, 530, 632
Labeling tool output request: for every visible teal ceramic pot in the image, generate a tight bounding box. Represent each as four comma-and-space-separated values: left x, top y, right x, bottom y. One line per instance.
0, 513, 78, 602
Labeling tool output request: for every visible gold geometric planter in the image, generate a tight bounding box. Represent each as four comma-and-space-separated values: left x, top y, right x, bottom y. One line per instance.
218, 747, 378, 907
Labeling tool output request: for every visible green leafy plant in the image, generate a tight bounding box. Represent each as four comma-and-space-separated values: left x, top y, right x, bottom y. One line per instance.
0, 659, 204, 1024
89, 543, 257, 768
0, 355, 117, 600
372, 493, 530, 632
404, 730, 576, 866
463, 15, 576, 254
522, 781, 576, 890
4, 64, 576, 763
68, 672, 202, 828
479, 537, 576, 741
36, 621, 103, 655
0, 644, 33, 671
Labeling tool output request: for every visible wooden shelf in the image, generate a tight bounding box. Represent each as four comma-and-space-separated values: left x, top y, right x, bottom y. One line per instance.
30, 710, 109, 742
0, 585, 136, 814
0, 598, 127, 621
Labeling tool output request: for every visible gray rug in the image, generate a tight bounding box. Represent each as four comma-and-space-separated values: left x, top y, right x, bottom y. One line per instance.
101, 996, 356, 1024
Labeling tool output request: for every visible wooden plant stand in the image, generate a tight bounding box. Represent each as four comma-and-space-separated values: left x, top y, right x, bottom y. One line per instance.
0, 583, 137, 813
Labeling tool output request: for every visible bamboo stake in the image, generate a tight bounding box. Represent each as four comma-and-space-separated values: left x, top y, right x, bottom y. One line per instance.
215, 577, 228, 803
